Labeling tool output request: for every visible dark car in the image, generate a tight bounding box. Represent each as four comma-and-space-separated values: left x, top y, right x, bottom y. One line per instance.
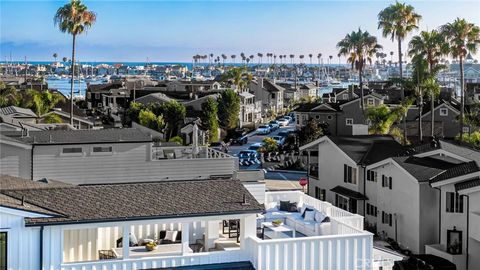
230, 130, 249, 145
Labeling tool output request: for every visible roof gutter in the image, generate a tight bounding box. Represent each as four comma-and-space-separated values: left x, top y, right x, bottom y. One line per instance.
24, 209, 264, 227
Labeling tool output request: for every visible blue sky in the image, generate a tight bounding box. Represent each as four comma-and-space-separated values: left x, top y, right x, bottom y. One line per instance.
1, 0, 479, 62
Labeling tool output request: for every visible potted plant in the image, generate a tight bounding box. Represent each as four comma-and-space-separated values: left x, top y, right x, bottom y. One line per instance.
145, 241, 158, 251
272, 219, 283, 227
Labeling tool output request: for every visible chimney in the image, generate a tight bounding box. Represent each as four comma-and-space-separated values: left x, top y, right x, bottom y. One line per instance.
259, 77, 264, 89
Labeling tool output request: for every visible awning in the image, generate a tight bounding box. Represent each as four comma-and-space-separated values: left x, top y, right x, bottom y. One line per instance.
330, 186, 368, 200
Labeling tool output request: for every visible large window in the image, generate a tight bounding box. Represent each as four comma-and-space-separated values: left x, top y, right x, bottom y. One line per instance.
93, 146, 113, 153
315, 187, 326, 201
344, 164, 357, 184
366, 203, 377, 217
62, 147, 82, 154
367, 170, 377, 182
446, 192, 464, 213
335, 194, 349, 211
0, 232, 6, 270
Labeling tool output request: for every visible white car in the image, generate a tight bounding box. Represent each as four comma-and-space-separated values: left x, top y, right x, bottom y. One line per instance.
271, 135, 286, 146
276, 118, 289, 127
283, 116, 293, 123
256, 125, 271, 135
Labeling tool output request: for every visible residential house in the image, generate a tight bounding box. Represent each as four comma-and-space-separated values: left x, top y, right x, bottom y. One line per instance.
249, 78, 284, 117
239, 91, 262, 127
0, 175, 398, 270
0, 106, 37, 124
0, 128, 238, 184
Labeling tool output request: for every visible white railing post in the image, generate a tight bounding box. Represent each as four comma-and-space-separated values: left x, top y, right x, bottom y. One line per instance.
181, 222, 190, 255
122, 224, 130, 259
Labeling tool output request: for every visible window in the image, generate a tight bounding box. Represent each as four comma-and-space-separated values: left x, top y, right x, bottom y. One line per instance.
382, 211, 392, 226
446, 192, 464, 213
440, 108, 448, 116
367, 98, 374, 106
344, 164, 357, 184
271, 93, 276, 99
62, 147, 82, 154
381, 175, 392, 189
389, 177, 393, 190
315, 187, 326, 201
327, 115, 333, 120
93, 146, 112, 153
342, 93, 348, 100
346, 118, 353, 126
367, 170, 377, 182
0, 232, 6, 270
335, 194, 349, 211
95, 93, 100, 99
315, 115, 320, 120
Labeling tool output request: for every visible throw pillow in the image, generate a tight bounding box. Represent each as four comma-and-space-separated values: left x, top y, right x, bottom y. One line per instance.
267, 202, 278, 210
288, 202, 298, 212
302, 208, 314, 218
322, 217, 331, 223
304, 210, 315, 221
314, 211, 326, 223
164, 230, 178, 242
129, 234, 138, 246
279, 200, 290, 211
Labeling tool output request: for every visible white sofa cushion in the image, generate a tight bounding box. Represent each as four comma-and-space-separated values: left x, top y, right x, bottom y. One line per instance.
315, 211, 327, 223
265, 210, 302, 220
304, 210, 315, 221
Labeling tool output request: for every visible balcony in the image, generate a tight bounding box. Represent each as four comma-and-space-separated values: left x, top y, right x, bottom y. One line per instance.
425, 244, 466, 269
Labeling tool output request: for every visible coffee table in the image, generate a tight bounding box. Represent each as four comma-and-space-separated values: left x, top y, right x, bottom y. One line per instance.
261, 221, 296, 239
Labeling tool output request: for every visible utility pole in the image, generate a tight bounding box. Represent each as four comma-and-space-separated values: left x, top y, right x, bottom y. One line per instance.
24, 56, 28, 84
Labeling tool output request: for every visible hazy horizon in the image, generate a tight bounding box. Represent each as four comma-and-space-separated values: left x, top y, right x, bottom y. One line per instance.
1, 0, 480, 62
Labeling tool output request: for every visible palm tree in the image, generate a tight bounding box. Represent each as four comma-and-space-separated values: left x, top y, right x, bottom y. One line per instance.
308, 54, 313, 65
337, 28, 383, 115
440, 18, 480, 138
231, 54, 236, 64
54, 0, 96, 126
62, 56, 68, 63
408, 30, 448, 138
378, 1, 421, 142
53, 53, 58, 63
289, 54, 294, 64
27, 89, 65, 123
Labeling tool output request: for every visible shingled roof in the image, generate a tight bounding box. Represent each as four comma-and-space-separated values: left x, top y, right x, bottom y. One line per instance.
15, 128, 152, 145
429, 161, 480, 183
2, 179, 264, 226
392, 156, 458, 182
328, 135, 401, 164
455, 177, 480, 192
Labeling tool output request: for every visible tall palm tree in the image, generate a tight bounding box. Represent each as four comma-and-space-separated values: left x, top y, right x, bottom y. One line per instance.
337, 28, 383, 115
440, 18, 480, 139
308, 54, 313, 65
378, 1, 421, 142
289, 54, 294, 65
62, 56, 68, 63
53, 53, 58, 62
27, 89, 65, 123
408, 30, 448, 138
54, 0, 96, 126
231, 54, 236, 65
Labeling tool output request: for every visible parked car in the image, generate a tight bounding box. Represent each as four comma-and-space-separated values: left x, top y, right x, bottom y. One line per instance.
283, 116, 293, 123
230, 130, 249, 145
276, 118, 289, 127
269, 120, 280, 130
256, 125, 271, 135
248, 143, 263, 151
271, 135, 285, 146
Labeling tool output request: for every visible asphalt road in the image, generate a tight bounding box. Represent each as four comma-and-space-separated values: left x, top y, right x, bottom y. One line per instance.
227, 122, 306, 181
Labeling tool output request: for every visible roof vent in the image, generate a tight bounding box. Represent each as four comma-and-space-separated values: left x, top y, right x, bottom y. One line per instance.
241, 194, 250, 206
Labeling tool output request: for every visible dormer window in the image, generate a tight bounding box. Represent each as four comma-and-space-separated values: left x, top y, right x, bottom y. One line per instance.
440, 108, 448, 116
342, 93, 348, 100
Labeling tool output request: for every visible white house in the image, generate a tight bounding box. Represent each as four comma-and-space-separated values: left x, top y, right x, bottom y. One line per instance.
0, 175, 400, 270
249, 78, 285, 117
0, 128, 238, 185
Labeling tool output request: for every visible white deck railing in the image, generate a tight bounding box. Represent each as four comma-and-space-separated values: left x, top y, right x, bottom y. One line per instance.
60, 249, 249, 270
265, 191, 364, 231
151, 146, 235, 160
245, 232, 373, 270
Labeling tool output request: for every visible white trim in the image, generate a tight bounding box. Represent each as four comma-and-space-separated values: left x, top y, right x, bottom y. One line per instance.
414, 149, 471, 163
458, 185, 480, 195
420, 103, 460, 119
367, 158, 420, 185
430, 171, 480, 188
0, 137, 32, 150
439, 108, 448, 116
300, 136, 359, 166
0, 206, 53, 218
311, 104, 337, 112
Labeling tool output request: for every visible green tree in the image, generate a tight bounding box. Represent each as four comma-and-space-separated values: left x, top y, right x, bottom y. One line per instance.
161, 100, 186, 139
440, 18, 480, 139
221, 67, 252, 91
218, 89, 240, 130
337, 28, 382, 115
27, 90, 65, 119
0, 86, 21, 107
298, 118, 324, 145
409, 30, 448, 138
378, 1, 422, 141
138, 109, 164, 132
261, 137, 278, 153
201, 97, 219, 142
456, 131, 480, 149
54, 0, 96, 125
168, 136, 184, 145
43, 113, 63, 124
465, 102, 480, 130
126, 102, 144, 124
